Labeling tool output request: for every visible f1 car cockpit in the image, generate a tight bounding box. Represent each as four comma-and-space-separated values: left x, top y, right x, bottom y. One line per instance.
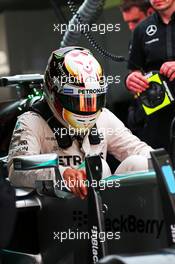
1, 70, 175, 264
1, 149, 175, 264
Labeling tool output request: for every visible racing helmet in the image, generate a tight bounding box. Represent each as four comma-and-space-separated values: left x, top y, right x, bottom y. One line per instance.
44, 46, 107, 133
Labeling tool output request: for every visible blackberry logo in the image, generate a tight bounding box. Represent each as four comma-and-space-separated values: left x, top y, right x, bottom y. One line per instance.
73, 211, 88, 227
91, 225, 99, 263
105, 215, 164, 238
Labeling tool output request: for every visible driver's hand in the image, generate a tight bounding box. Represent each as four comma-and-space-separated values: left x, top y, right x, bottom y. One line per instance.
126, 71, 149, 93
63, 168, 87, 199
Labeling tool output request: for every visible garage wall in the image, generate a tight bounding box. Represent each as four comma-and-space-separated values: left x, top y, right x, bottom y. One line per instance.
0, 14, 10, 75
3, 5, 132, 119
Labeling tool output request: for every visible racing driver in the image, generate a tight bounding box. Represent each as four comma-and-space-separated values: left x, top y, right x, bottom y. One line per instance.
8, 46, 153, 199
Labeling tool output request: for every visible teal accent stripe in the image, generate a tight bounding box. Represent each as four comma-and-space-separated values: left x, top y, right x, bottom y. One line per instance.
104, 170, 156, 182
78, 161, 85, 170
162, 165, 175, 194
32, 160, 58, 168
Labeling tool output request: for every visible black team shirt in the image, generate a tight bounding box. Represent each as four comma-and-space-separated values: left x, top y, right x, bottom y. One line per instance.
128, 12, 175, 73
127, 11, 175, 151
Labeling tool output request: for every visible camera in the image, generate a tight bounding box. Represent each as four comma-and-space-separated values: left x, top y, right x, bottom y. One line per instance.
138, 71, 174, 115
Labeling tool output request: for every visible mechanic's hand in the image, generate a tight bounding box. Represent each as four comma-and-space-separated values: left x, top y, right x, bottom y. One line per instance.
160, 61, 175, 81
126, 71, 149, 93
63, 168, 87, 199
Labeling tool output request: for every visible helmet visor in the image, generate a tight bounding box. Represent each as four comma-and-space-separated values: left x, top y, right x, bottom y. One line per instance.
54, 93, 106, 115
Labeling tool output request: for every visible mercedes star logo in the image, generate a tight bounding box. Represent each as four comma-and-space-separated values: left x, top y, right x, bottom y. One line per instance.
146, 25, 157, 36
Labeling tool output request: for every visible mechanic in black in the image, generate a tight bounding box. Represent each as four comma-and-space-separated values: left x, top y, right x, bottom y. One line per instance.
126, 0, 175, 152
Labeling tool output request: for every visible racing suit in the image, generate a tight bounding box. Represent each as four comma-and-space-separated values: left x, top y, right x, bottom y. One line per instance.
127, 11, 175, 151
8, 108, 153, 187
